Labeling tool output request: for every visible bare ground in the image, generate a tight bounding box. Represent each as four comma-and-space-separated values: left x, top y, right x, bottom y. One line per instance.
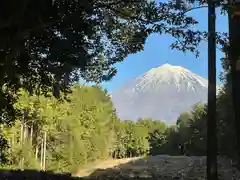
75, 155, 240, 180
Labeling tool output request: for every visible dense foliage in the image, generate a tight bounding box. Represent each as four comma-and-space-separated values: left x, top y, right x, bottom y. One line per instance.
0, 52, 237, 172
0, 85, 150, 173
0, 0, 213, 164
0, 0, 203, 123
0, 83, 207, 173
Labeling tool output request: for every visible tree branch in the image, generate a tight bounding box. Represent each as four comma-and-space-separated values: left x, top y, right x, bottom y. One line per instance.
182, 6, 209, 14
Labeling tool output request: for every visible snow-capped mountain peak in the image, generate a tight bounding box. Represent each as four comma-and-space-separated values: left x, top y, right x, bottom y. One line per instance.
136, 64, 208, 93
111, 64, 209, 125
150, 63, 187, 72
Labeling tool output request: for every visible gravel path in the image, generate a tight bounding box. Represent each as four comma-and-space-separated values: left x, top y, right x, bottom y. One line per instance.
81, 155, 240, 180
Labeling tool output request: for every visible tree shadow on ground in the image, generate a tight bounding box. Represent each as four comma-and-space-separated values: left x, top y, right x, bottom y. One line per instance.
86, 155, 200, 180
0, 168, 155, 180
86, 155, 240, 180
0, 169, 77, 180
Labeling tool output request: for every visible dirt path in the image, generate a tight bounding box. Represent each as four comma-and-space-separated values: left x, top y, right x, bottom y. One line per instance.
75, 157, 141, 177
75, 155, 240, 179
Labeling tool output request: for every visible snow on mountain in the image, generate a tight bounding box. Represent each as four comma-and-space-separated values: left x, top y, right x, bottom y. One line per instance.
111, 64, 211, 125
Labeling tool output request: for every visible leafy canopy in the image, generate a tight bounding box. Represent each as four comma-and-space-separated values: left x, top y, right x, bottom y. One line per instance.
0, 0, 204, 122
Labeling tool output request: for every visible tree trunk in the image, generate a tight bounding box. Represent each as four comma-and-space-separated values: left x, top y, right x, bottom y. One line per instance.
20, 120, 24, 169
12, 133, 14, 146
207, 0, 218, 179
22, 123, 27, 169
228, 4, 240, 167
53, 75, 60, 98
35, 145, 39, 160
10, 133, 15, 154
40, 137, 44, 170
30, 125, 33, 146
23, 123, 27, 144
20, 122, 23, 147
43, 131, 47, 171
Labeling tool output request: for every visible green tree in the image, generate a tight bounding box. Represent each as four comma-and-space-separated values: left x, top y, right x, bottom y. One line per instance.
0, 0, 217, 163
187, 104, 207, 156
176, 112, 192, 155
148, 128, 167, 155
2, 84, 122, 172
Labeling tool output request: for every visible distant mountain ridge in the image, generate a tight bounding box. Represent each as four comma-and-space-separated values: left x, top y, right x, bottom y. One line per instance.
111, 64, 216, 125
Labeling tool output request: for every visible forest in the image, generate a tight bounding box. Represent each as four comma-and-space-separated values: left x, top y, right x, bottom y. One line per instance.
0, 0, 238, 179
0, 54, 235, 175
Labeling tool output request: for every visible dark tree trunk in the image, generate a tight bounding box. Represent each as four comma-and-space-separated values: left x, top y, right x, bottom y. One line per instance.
228, 4, 240, 167
207, 0, 218, 179
53, 75, 61, 99
53, 81, 60, 98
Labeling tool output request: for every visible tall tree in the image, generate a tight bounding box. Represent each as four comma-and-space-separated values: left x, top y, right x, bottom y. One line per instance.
207, 0, 218, 179
228, 0, 240, 167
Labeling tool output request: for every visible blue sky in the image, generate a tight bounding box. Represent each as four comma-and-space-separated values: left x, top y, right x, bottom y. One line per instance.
102, 7, 228, 93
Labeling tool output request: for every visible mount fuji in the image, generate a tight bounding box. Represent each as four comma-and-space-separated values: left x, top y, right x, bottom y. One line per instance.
111, 64, 212, 125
